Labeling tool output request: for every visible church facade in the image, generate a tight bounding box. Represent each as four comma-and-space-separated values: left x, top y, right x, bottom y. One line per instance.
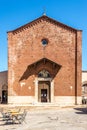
7, 15, 82, 105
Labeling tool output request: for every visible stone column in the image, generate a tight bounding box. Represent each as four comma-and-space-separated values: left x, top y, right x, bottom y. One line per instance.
51, 80, 54, 103
35, 78, 38, 103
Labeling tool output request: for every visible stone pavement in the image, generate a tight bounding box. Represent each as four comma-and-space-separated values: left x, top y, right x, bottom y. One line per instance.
0, 105, 87, 130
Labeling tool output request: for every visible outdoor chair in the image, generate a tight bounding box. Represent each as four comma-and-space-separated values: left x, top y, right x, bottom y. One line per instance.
15, 109, 27, 124
0, 108, 27, 124
0, 109, 11, 121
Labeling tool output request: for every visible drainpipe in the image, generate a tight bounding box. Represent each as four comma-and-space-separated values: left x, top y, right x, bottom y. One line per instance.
75, 31, 77, 105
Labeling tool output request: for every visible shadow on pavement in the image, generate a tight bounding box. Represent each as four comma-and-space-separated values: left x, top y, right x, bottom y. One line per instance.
0, 121, 19, 126
74, 107, 87, 114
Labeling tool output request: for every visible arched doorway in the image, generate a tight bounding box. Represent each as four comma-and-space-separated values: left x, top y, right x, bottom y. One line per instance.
2, 84, 8, 104
38, 70, 51, 103
19, 58, 61, 104
2, 90, 7, 103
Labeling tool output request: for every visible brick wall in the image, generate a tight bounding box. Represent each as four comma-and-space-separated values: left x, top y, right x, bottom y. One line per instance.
8, 16, 82, 98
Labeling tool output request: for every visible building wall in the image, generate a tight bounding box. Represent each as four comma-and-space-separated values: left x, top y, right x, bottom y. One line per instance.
82, 71, 87, 84
7, 16, 82, 105
0, 71, 87, 104
0, 71, 8, 102
82, 71, 87, 100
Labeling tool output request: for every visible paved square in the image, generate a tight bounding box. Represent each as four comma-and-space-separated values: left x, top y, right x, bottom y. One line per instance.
0, 106, 87, 130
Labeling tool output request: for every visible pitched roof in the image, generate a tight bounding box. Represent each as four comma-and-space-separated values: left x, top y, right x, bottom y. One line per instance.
8, 15, 82, 34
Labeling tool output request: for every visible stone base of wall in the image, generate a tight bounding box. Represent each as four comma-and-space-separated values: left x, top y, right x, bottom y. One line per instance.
8, 96, 82, 106
8, 96, 35, 105
54, 96, 82, 106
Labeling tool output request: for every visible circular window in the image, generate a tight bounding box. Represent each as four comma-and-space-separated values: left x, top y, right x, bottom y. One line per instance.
41, 39, 48, 46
